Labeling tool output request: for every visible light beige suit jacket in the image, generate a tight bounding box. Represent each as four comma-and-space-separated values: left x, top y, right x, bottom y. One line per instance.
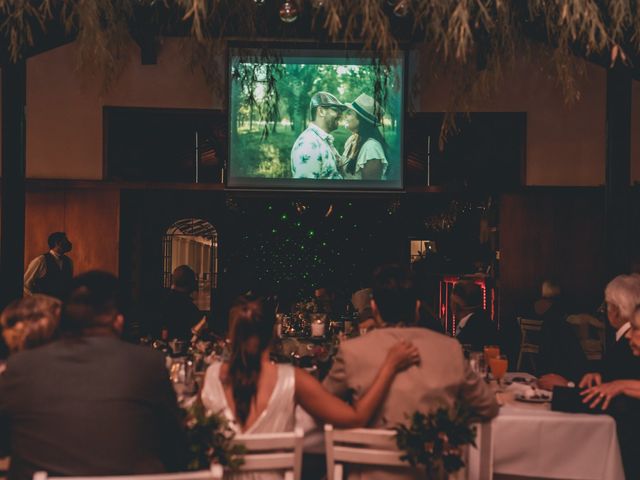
323, 327, 499, 480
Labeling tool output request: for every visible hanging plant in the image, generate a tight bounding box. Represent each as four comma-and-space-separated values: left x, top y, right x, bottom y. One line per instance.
2, 0, 639, 136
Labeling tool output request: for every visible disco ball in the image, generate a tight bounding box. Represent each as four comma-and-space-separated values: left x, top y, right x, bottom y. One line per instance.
279, 1, 299, 22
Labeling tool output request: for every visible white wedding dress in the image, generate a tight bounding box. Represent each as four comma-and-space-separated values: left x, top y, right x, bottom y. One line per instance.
200, 361, 296, 480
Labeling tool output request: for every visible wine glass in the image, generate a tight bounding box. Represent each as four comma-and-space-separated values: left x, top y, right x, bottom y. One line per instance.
489, 354, 509, 390
469, 351, 488, 379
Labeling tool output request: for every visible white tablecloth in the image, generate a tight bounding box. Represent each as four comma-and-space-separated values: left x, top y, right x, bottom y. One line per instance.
493, 403, 624, 480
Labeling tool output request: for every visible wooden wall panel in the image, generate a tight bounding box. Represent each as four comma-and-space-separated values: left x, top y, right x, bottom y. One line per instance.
499, 189, 607, 326
24, 191, 65, 270
24, 189, 120, 276
63, 189, 120, 275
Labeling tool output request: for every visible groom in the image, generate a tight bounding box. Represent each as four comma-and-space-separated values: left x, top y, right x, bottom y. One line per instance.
290, 91, 345, 180
324, 265, 498, 459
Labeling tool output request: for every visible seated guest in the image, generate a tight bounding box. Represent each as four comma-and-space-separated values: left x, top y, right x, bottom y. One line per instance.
578, 275, 640, 479
0, 271, 186, 479
541, 275, 640, 390
0, 294, 61, 355
202, 297, 418, 429
412, 267, 444, 334
324, 265, 498, 479
451, 280, 499, 351
535, 280, 588, 388
314, 284, 343, 314
578, 274, 640, 387
582, 304, 640, 402
201, 296, 419, 480
630, 306, 640, 357
158, 265, 203, 341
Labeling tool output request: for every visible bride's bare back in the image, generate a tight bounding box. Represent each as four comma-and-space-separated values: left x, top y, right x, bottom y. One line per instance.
219, 358, 279, 432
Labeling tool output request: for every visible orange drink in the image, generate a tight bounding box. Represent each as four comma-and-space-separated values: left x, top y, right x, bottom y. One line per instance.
489, 355, 508, 382
483, 345, 500, 365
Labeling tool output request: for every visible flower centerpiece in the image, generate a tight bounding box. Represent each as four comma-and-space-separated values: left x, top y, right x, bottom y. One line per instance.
394, 403, 477, 479
290, 298, 320, 336
183, 400, 245, 471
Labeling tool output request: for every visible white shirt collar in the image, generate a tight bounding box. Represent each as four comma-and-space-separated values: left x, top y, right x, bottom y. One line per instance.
616, 322, 631, 342
456, 313, 473, 336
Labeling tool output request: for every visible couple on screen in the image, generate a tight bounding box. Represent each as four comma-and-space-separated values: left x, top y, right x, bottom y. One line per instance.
290, 92, 389, 181
201, 265, 498, 479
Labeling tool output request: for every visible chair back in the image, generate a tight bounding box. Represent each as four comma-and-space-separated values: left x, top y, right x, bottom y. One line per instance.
517, 317, 544, 372
465, 421, 494, 480
232, 428, 303, 480
324, 425, 407, 480
33, 466, 223, 480
325, 423, 493, 480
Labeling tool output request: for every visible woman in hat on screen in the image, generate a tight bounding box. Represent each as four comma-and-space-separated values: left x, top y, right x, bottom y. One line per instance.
339, 93, 389, 180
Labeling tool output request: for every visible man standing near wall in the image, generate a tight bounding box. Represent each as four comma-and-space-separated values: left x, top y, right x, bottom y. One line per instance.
23, 232, 73, 299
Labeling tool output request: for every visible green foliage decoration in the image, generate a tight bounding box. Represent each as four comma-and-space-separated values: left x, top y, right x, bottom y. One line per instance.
394, 403, 477, 479
182, 399, 246, 472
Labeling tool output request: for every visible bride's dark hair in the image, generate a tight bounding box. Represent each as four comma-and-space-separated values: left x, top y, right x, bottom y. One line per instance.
227, 297, 276, 426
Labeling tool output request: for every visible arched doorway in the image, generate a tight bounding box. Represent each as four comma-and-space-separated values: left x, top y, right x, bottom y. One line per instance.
162, 218, 218, 312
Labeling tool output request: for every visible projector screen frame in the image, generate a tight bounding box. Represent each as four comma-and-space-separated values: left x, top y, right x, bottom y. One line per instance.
225, 43, 408, 192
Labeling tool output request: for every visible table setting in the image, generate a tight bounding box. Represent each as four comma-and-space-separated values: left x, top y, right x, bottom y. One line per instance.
145, 322, 626, 480
465, 345, 625, 479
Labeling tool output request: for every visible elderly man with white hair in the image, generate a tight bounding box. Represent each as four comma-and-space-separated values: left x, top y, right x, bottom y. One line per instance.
579, 274, 640, 480
579, 274, 640, 389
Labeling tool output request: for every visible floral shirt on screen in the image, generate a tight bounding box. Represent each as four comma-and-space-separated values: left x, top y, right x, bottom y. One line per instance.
290, 123, 343, 179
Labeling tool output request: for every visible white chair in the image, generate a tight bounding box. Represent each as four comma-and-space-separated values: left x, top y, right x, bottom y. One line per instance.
231, 428, 303, 480
324, 425, 408, 480
33, 465, 223, 480
325, 422, 493, 480
465, 421, 493, 480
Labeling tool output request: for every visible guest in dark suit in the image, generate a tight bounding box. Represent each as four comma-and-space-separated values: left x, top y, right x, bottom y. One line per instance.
451, 280, 499, 352
157, 265, 202, 341
535, 280, 588, 388
0, 271, 186, 480
579, 274, 640, 387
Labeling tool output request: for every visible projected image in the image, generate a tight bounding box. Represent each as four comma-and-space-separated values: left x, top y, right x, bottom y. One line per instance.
228, 50, 404, 189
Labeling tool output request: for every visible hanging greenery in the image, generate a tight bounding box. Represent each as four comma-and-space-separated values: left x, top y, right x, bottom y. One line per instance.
1, 0, 638, 139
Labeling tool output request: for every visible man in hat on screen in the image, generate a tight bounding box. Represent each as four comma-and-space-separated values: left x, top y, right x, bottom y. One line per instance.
290, 91, 346, 180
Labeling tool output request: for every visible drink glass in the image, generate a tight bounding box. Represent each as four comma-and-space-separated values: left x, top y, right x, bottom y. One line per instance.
344, 320, 353, 335
489, 355, 509, 390
469, 351, 488, 379
483, 345, 500, 365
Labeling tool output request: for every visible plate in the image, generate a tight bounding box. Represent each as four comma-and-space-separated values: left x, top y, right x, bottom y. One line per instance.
515, 393, 552, 403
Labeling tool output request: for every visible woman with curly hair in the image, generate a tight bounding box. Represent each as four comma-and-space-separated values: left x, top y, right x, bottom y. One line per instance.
1, 294, 61, 354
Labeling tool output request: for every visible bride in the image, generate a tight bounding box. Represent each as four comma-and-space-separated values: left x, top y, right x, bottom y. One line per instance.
201, 297, 419, 478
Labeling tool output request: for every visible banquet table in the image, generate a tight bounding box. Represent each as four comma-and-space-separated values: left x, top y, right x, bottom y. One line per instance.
297, 385, 626, 480
493, 401, 624, 480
